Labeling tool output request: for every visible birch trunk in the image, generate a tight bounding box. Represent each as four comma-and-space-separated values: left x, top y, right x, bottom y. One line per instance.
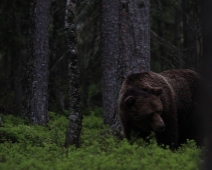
64, 0, 82, 147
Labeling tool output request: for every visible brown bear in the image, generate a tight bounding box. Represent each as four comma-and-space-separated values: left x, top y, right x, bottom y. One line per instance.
118, 69, 202, 148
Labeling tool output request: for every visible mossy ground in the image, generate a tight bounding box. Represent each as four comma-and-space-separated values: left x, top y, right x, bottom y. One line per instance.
0, 111, 204, 170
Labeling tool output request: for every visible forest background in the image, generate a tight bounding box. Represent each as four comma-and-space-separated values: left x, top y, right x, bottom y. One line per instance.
0, 0, 201, 122
0, 0, 210, 169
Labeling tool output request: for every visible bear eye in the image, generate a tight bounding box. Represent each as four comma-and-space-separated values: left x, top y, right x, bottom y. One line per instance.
141, 112, 153, 120
146, 112, 154, 115
131, 107, 136, 112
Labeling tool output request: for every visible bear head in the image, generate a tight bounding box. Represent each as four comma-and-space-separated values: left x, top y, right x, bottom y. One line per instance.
121, 86, 165, 132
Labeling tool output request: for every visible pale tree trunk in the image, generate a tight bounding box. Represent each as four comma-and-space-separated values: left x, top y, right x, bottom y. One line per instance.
64, 0, 82, 147
101, 0, 120, 125
101, 0, 150, 134
201, 1, 212, 169
25, 0, 51, 125
119, 0, 150, 77
111, 0, 151, 136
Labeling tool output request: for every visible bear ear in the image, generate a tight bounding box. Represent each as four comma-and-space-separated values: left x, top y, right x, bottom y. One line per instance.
124, 96, 136, 107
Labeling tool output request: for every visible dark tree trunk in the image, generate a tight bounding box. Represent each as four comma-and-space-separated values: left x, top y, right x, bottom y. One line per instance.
201, 1, 212, 169
111, 0, 151, 135
12, 54, 22, 116
11, 7, 23, 116
49, 0, 68, 113
174, 6, 183, 69
101, 0, 120, 125
158, 11, 165, 71
64, 0, 82, 148
182, 0, 197, 70
25, 0, 51, 125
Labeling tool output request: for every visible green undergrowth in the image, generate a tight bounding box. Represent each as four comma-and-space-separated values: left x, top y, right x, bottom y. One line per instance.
0, 111, 203, 170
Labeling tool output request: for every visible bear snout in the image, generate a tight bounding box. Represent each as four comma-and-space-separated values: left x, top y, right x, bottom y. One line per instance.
154, 125, 165, 132
151, 114, 165, 132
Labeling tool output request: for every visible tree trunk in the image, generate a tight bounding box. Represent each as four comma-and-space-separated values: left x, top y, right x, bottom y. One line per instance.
101, 0, 150, 132
182, 0, 197, 70
11, 7, 23, 116
174, 6, 183, 69
201, 1, 212, 169
111, 0, 151, 135
119, 0, 150, 76
49, 0, 68, 113
64, 0, 82, 148
12, 54, 22, 116
158, 9, 165, 71
101, 0, 120, 125
25, 0, 51, 125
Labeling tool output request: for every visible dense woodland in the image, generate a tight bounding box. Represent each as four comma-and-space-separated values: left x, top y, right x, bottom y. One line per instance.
0, 0, 202, 119
1, 0, 212, 169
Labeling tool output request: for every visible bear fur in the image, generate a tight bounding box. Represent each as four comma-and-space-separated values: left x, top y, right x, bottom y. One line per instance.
118, 69, 202, 148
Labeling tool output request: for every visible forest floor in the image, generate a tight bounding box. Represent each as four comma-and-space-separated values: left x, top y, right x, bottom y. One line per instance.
0, 110, 204, 170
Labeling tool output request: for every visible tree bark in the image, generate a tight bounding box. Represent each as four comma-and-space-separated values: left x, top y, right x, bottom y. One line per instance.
49, 0, 68, 113
64, 0, 82, 147
111, 0, 151, 135
101, 0, 150, 132
101, 0, 120, 125
201, 1, 212, 169
12, 53, 22, 116
174, 6, 183, 69
119, 0, 150, 77
25, 0, 51, 125
11, 6, 23, 116
182, 0, 197, 70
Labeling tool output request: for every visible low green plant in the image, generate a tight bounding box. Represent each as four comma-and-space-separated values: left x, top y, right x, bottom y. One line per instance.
0, 112, 203, 170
